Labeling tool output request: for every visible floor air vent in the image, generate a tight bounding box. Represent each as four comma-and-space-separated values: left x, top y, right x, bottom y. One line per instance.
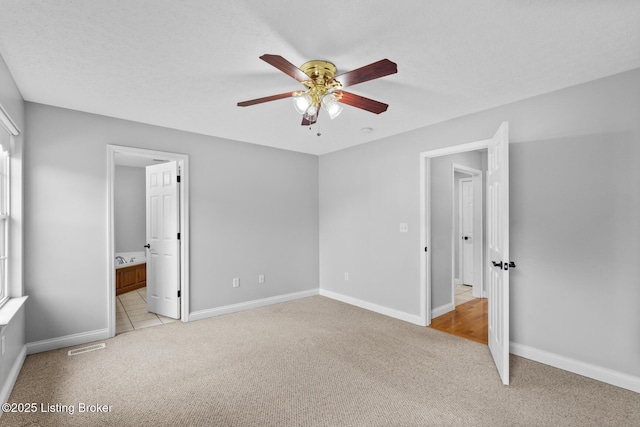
68, 343, 106, 356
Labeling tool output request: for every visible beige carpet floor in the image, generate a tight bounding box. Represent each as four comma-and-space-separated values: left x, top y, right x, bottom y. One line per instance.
2, 296, 639, 426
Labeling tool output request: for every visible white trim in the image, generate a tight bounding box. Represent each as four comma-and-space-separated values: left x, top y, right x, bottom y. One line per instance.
0, 104, 19, 136
510, 342, 640, 394
421, 140, 491, 158
0, 344, 26, 405
107, 145, 191, 339
189, 289, 319, 322
419, 153, 430, 325
26, 328, 110, 355
319, 289, 426, 326
419, 138, 491, 326
0, 296, 27, 326
431, 302, 455, 319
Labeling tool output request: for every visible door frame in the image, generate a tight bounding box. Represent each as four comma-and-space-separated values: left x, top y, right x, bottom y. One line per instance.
106, 145, 190, 337
456, 175, 473, 286
419, 139, 490, 326
453, 164, 484, 300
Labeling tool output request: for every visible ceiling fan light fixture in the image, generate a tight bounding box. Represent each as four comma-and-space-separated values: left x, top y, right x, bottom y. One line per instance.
303, 103, 318, 121
293, 92, 313, 115
321, 93, 343, 120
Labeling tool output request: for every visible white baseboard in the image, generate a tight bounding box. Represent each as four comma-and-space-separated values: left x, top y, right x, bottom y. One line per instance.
0, 344, 26, 405
189, 289, 319, 322
26, 328, 110, 355
319, 289, 425, 326
431, 302, 455, 319
510, 342, 640, 394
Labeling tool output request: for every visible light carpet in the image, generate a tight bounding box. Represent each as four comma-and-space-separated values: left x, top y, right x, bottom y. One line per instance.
2, 296, 639, 426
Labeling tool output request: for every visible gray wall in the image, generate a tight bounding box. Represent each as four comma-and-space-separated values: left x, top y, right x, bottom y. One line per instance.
431, 151, 483, 308
114, 166, 146, 253
319, 68, 640, 378
24, 103, 319, 342
510, 136, 640, 371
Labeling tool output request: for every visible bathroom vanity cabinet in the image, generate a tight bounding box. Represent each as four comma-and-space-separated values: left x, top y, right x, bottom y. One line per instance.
116, 263, 146, 295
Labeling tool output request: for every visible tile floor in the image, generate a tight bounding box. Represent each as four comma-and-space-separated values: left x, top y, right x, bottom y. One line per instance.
116, 287, 178, 335
455, 284, 475, 306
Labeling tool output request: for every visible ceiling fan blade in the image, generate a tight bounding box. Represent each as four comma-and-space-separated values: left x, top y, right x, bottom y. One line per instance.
337, 91, 389, 114
260, 54, 310, 83
237, 91, 296, 107
334, 59, 397, 88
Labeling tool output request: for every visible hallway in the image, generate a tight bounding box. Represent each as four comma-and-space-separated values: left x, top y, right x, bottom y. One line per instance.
430, 286, 488, 345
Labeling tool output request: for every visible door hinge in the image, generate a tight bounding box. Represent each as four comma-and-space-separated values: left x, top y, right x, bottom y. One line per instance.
177, 290, 181, 298
177, 175, 181, 183
177, 232, 180, 240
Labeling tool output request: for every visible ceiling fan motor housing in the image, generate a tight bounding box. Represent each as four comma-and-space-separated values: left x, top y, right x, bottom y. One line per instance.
299, 60, 343, 105
300, 60, 337, 82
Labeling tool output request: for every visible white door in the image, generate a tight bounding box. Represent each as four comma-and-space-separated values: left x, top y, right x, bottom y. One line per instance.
461, 178, 474, 287
487, 122, 510, 385
145, 161, 181, 319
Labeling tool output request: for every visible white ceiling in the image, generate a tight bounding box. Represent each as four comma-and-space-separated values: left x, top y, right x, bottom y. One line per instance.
0, 1, 639, 155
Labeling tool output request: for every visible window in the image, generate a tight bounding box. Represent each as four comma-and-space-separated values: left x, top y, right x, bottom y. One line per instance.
0, 130, 8, 307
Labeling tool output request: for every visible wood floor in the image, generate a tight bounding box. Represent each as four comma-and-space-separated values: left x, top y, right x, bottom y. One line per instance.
430, 297, 488, 345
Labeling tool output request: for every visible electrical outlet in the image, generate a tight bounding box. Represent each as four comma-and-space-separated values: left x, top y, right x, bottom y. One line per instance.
232, 278, 240, 288
344, 272, 349, 281
400, 223, 408, 233
258, 274, 265, 284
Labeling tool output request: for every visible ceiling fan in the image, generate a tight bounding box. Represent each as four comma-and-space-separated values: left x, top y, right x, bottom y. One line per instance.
237, 54, 397, 126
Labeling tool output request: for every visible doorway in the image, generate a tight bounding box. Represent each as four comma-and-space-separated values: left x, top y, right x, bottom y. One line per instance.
107, 145, 190, 338
453, 163, 484, 305
423, 152, 488, 344
438, 158, 488, 345
419, 122, 511, 384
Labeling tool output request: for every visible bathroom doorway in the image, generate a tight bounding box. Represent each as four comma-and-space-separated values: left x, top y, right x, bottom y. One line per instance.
107, 145, 190, 337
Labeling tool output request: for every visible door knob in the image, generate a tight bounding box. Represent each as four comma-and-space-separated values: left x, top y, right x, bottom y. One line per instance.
144, 244, 151, 249
492, 261, 516, 270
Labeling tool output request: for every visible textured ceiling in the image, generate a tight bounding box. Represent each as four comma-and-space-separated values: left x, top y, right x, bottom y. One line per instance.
0, 1, 639, 155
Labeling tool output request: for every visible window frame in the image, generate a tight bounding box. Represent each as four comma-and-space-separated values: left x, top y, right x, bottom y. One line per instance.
0, 141, 9, 308
0, 103, 17, 309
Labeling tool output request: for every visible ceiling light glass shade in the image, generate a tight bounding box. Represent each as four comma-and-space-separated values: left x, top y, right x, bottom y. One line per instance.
293, 93, 313, 115
303, 104, 318, 121
321, 93, 343, 119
